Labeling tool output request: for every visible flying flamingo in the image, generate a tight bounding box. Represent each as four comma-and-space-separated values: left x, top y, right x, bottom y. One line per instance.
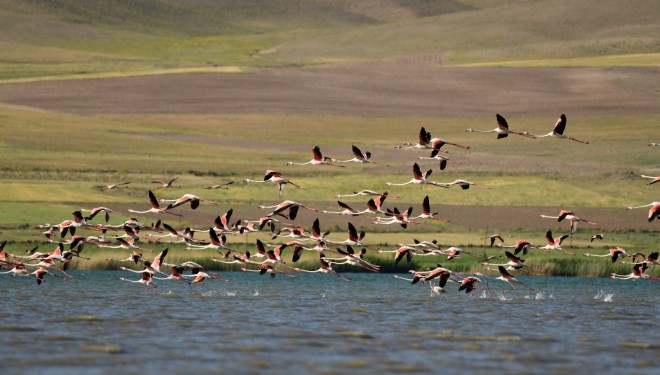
293, 254, 351, 281
494, 266, 535, 292
438, 179, 490, 190
482, 234, 505, 247
330, 222, 377, 250
55, 210, 88, 238
334, 190, 400, 200
323, 246, 380, 272
374, 207, 423, 229
127, 191, 183, 217
538, 230, 573, 255
482, 251, 545, 273
417, 148, 461, 171
411, 265, 452, 285
321, 201, 366, 216
610, 263, 660, 281
496, 240, 539, 256
335, 145, 390, 166
394, 126, 437, 150
32, 266, 67, 285
204, 181, 234, 190
241, 263, 297, 279
80, 207, 117, 223
259, 200, 318, 220
409, 195, 448, 222
627, 252, 659, 266
590, 233, 604, 242
1, 264, 30, 277
105, 251, 143, 265
97, 181, 131, 191
186, 229, 233, 251
583, 247, 630, 263
649, 143, 660, 147
639, 175, 660, 185
286, 145, 343, 167
152, 177, 181, 188
119, 269, 157, 292
244, 170, 306, 197
539, 210, 597, 234
160, 194, 218, 210
377, 245, 415, 265
465, 114, 536, 139
385, 163, 449, 188
457, 276, 482, 294
531, 114, 589, 144
626, 201, 660, 222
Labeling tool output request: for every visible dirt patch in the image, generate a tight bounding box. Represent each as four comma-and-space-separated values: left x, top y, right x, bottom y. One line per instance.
0, 61, 657, 117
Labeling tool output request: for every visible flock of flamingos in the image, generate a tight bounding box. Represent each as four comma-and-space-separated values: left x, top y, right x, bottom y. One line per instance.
1, 114, 658, 295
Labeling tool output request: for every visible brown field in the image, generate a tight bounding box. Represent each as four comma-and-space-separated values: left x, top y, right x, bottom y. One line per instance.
0, 59, 658, 117
1, 59, 658, 235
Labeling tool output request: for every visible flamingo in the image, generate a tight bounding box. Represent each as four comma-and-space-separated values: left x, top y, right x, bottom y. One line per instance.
430, 136, 470, 150
532, 114, 589, 144
321, 201, 366, 216
293, 254, 351, 281
334, 190, 400, 200
331, 222, 377, 250
241, 263, 297, 279
55, 210, 88, 238
161, 194, 218, 210
80, 207, 117, 223
610, 263, 660, 281
496, 240, 539, 256
152, 177, 181, 188
259, 200, 318, 220
457, 276, 482, 294
323, 246, 380, 272
204, 181, 234, 190
482, 234, 505, 247
97, 181, 131, 191
649, 143, 660, 147
443, 247, 477, 261
640, 175, 660, 185
539, 210, 597, 234
411, 265, 452, 285
335, 145, 390, 166
105, 251, 143, 265
152, 265, 194, 289
583, 247, 630, 263
377, 245, 415, 265
417, 148, 460, 171
410, 195, 449, 222
394, 126, 437, 150
244, 170, 306, 197
465, 114, 536, 139
385, 163, 449, 188
23, 258, 73, 279
494, 266, 535, 292
627, 252, 659, 266
482, 251, 545, 273
374, 207, 423, 229
590, 233, 604, 242
539, 230, 573, 255
186, 229, 233, 251
119, 269, 157, 292
286, 145, 343, 167
127, 191, 183, 217
1, 264, 30, 277
438, 179, 490, 190
32, 266, 67, 285
147, 223, 193, 242
213, 251, 255, 266
626, 202, 660, 222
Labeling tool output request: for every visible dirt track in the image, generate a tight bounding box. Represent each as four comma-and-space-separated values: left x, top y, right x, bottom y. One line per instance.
0, 60, 658, 116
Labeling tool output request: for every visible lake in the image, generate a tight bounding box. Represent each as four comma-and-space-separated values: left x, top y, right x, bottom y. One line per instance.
1, 271, 658, 374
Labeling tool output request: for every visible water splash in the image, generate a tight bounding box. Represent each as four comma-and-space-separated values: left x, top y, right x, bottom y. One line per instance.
594, 290, 613, 302
225, 291, 237, 296
253, 288, 260, 296
497, 292, 512, 301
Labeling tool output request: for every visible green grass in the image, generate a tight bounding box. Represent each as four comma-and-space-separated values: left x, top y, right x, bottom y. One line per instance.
0, 0, 659, 81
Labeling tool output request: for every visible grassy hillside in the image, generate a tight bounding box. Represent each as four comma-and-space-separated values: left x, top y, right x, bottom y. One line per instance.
0, 0, 658, 81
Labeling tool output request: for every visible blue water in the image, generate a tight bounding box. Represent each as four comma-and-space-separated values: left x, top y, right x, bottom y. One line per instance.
1, 271, 658, 374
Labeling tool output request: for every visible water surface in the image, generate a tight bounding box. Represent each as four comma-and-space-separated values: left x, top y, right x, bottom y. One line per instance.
1, 272, 658, 374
